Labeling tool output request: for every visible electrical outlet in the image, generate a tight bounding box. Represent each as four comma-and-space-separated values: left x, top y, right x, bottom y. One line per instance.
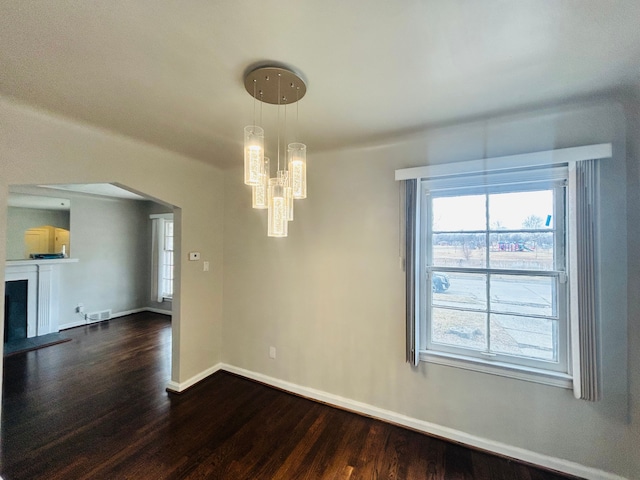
76, 303, 84, 314
203, 261, 210, 272
269, 346, 276, 359
189, 252, 200, 261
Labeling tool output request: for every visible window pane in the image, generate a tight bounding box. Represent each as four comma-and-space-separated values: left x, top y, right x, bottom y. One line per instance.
164, 221, 174, 251
431, 308, 486, 351
432, 272, 487, 311
423, 182, 566, 372
162, 250, 174, 297
489, 190, 554, 230
490, 274, 554, 316
489, 232, 554, 270
490, 314, 557, 361
432, 233, 486, 268
432, 195, 485, 231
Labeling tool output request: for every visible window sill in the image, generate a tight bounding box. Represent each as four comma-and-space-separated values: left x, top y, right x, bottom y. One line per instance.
419, 350, 573, 389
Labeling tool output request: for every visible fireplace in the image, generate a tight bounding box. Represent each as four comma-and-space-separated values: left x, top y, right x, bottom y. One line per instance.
4, 280, 28, 342
4, 258, 78, 339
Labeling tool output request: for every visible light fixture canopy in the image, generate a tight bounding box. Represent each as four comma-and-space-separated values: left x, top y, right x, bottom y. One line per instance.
244, 66, 306, 105
243, 63, 307, 238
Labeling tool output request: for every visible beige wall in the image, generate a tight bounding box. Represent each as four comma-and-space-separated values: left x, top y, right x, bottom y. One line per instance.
2, 92, 638, 478
624, 87, 640, 478
0, 96, 224, 385
223, 98, 639, 478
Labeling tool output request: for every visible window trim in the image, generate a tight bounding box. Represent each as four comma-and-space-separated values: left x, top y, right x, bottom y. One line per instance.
397, 144, 612, 396
395, 144, 612, 181
159, 218, 174, 301
150, 213, 174, 303
419, 179, 569, 380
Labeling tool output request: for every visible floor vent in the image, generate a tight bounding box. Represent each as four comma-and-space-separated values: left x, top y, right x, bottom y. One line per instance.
87, 310, 112, 322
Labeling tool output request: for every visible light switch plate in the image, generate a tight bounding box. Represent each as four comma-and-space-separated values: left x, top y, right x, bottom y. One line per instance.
189, 252, 200, 261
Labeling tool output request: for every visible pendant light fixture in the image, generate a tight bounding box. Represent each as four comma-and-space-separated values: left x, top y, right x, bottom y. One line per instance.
243, 64, 307, 237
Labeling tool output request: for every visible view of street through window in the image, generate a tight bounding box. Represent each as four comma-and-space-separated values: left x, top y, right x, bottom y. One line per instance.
429, 190, 560, 363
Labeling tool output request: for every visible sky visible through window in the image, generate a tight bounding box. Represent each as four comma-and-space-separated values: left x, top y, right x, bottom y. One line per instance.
428, 188, 560, 363
433, 190, 554, 232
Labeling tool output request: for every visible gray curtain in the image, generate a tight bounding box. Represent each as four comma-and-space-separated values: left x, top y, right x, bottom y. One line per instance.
404, 179, 419, 366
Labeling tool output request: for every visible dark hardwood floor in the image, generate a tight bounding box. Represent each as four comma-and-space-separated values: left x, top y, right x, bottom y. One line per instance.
2, 312, 579, 479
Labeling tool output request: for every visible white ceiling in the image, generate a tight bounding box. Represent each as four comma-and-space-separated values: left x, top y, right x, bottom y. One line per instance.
1, 1, 639, 169
8, 193, 71, 211
39, 184, 146, 201
8, 184, 146, 210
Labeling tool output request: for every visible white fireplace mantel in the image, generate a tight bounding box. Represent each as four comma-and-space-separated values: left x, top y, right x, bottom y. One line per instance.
6, 258, 79, 267
5, 258, 78, 337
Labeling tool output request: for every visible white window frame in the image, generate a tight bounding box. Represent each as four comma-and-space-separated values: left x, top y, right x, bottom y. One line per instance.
419, 179, 569, 385
396, 144, 612, 396
151, 213, 174, 303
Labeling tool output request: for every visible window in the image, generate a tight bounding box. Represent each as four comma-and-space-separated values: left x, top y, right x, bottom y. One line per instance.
421, 178, 567, 374
397, 144, 612, 397
151, 213, 174, 302
160, 219, 174, 299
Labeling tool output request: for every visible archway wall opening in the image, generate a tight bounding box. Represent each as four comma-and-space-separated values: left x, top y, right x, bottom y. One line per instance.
0, 97, 224, 392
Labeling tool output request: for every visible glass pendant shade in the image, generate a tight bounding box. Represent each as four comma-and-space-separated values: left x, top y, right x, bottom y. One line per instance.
278, 170, 294, 221
252, 157, 270, 209
268, 177, 288, 237
288, 143, 307, 199
244, 125, 264, 186
286, 184, 294, 221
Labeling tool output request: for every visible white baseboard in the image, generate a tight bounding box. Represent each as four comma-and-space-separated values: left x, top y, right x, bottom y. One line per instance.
145, 307, 172, 316
165, 363, 223, 393
112, 307, 147, 318
113, 307, 170, 317
59, 320, 86, 330
174, 362, 627, 480
59, 307, 171, 331
111, 307, 172, 317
